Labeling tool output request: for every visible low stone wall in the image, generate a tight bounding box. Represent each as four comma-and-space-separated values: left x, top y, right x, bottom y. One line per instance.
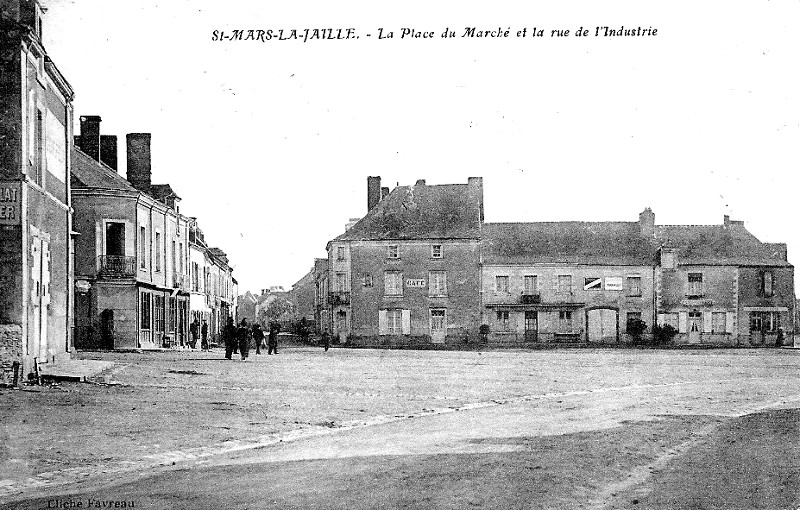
0, 323, 23, 386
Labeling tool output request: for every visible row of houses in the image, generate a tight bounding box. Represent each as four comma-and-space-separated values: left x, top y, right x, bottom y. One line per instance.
0, 1, 236, 384
311, 177, 794, 347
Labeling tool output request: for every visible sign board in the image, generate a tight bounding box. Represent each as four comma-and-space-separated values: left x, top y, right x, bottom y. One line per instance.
604, 276, 623, 291
75, 280, 91, 293
406, 278, 426, 288
0, 182, 21, 225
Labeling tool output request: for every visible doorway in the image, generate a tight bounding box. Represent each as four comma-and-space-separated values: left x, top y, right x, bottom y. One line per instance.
587, 308, 617, 343
524, 311, 538, 342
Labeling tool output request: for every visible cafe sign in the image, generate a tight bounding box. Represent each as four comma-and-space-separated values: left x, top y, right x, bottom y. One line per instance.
0, 182, 21, 225
406, 278, 426, 288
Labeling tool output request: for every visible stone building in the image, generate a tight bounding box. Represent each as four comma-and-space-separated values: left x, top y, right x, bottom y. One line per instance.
326, 177, 484, 346
0, 0, 75, 383
481, 219, 655, 345
654, 213, 794, 346
72, 122, 190, 349
313, 258, 329, 335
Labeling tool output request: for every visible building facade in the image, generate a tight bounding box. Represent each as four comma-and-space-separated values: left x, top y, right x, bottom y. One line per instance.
72, 123, 191, 349
1, 0, 75, 383
188, 220, 235, 344
327, 177, 484, 346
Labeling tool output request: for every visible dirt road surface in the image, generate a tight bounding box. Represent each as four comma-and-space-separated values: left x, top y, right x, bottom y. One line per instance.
1, 347, 798, 509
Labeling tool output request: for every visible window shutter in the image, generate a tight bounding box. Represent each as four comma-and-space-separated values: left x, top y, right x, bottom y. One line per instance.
401, 309, 411, 335
703, 312, 713, 333
378, 310, 388, 336
726, 312, 735, 334
678, 312, 688, 333
657, 313, 666, 326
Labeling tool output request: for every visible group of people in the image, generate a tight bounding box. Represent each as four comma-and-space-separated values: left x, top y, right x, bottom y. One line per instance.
223, 318, 281, 360
189, 319, 209, 350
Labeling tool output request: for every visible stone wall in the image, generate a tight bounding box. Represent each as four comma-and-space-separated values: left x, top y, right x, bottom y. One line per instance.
0, 323, 22, 385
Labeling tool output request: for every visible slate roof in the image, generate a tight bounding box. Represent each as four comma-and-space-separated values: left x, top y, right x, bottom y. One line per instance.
150, 184, 181, 202
482, 222, 655, 265
71, 147, 138, 192
656, 224, 791, 267
333, 183, 482, 242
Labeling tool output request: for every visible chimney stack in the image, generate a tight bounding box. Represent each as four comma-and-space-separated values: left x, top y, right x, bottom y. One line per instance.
126, 133, 152, 192
100, 135, 118, 171
77, 115, 101, 161
367, 176, 381, 211
639, 207, 655, 237
468, 177, 484, 222
415, 179, 426, 186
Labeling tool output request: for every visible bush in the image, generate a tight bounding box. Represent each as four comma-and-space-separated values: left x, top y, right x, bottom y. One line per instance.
652, 324, 678, 346
627, 319, 648, 344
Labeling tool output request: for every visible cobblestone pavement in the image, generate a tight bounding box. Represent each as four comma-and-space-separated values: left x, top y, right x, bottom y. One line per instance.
1, 347, 798, 505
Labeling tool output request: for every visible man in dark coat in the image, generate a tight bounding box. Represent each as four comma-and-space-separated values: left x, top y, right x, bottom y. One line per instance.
201, 320, 209, 350
223, 317, 236, 360
189, 319, 199, 349
252, 323, 264, 355
268, 322, 280, 355
238, 319, 251, 360
321, 330, 330, 352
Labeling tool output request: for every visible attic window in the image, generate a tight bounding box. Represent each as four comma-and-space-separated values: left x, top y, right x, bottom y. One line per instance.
762, 271, 774, 297
431, 244, 442, 259
687, 273, 703, 297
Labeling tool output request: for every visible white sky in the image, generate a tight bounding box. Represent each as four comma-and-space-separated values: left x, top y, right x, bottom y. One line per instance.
41, 0, 800, 292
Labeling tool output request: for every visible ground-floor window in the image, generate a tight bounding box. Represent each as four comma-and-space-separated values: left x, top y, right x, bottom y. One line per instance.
154, 295, 165, 333
662, 313, 679, 330
626, 311, 642, 333
387, 309, 402, 334
379, 309, 409, 335
140, 292, 151, 330
750, 311, 778, 333
496, 311, 510, 331
712, 312, 726, 333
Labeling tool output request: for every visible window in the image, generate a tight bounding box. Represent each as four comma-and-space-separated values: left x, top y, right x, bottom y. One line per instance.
712, 312, 726, 333
140, 292, 151, 330
387, 245, 399, 259
431, 244, 443, 259
524, 275, 538, 294
429, 271, 447, 296
762, 271, 774, 297
662, 313, 679, 330
496, 311, 510, 331
171, 241, 176, 276
363, 274, 373, 288
191, 262, 199, 291
105, 222, 125, 257
687, 273, 703, 297
584, 277, 602, 291
750, 311, 778, 333
168, 297, 177, 332
179, 243, 184, 274
558, 310, 573, 333
495, 276, 509, 293
154, 232, 162, 272
336, 246, 346, 261
387, 309, 402, 334
627, 276, 642, 297
34, 108, 44, 185
557, 275, 572, 293
154, 295, 165, 332
626, 312, 642, 333
335, 272, 348, 292
139, 226, 146, 268
384, 271, 403, 296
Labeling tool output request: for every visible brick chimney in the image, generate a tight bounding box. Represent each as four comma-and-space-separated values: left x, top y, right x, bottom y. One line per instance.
468, 177, 484, 222
100, 135, 117, 171
126, 133, 152, 192
367, 176, 381, 211
77, 115, 101, 161
639, 207, 655, 237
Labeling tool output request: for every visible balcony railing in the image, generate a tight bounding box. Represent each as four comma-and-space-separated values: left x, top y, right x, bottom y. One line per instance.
328, 291, 351, 305
520, 292, 541, 304
173, 274, 186, 289
98, 255, 136, 278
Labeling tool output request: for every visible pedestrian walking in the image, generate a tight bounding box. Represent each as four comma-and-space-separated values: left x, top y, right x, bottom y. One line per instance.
189, 319, 199, 349
201, 320, 209, 350
268, 322, 280, 355
223, 317, 236, 360
252, 323, 264, 355
776, 327, 785, 348
321, 330, 330, 352
238, 319, 251, 360
298, 317, 310, 344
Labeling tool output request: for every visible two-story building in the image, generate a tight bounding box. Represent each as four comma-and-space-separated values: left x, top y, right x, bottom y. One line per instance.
72, 120, 190, 349
326, 177, 484, 346
481, 216, 656, 345
0, 0, 75, 383
655, 214, 794, 346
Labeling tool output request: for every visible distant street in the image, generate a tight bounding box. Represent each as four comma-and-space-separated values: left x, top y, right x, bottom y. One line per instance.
2, 347, 799, 509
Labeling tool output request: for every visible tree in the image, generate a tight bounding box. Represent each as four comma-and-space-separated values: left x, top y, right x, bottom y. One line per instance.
627, 319, 648, 345
258, 296, 297, 326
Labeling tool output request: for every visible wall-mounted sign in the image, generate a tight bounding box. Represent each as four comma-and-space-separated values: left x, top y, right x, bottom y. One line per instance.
605, 276, 623, 291
75, 280, 91, 293
0, 182, 21, 225
406, 278, 426, 288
